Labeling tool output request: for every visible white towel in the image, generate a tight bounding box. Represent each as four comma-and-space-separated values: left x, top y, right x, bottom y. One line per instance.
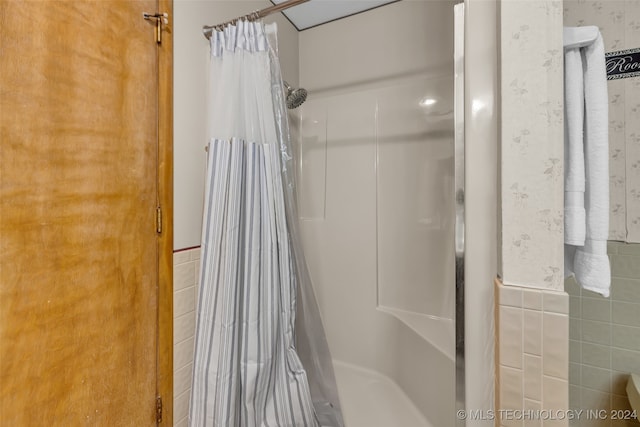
564, 47, 586, 246
563, 31, 611, 297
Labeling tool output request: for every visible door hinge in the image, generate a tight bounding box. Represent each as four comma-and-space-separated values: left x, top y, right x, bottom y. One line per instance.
143, 12, 169, 44
156, 396, 163, 424
156, 206, 162, 234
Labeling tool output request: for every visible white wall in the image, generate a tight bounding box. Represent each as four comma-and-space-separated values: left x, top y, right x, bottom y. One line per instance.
173, 0, 299, 250
499, 0, 564, 290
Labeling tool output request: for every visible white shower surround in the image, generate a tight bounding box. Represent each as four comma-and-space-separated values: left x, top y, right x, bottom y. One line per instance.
296, 1, 485, 425
295, 81, 456, 425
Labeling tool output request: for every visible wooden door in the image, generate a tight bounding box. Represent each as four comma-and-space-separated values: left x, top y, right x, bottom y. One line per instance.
0, 1, 173, 425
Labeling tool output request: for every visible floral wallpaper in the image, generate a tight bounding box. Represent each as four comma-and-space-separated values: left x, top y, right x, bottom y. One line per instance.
564, 0, 640, 243
501, 0, 565, 290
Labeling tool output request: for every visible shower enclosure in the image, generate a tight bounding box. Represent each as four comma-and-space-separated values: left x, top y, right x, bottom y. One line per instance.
172, 0, 485, 424
292, 1, 463, 425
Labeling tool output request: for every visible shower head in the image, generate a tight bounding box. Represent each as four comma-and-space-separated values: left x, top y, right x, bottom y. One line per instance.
283, 81, 307, 109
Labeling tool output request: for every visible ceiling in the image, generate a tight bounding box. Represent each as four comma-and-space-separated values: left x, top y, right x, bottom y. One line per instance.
271, 0, 399, 31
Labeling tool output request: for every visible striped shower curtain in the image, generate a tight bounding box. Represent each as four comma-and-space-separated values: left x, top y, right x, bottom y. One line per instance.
189, 20, 337, 427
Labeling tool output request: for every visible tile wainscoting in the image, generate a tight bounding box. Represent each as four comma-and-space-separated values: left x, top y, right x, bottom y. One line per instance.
567, 242, 640, 427
495, 279, 570, 427
173, 248, 200, 427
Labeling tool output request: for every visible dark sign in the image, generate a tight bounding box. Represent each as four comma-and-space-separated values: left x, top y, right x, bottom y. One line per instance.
605, 47, 640, 80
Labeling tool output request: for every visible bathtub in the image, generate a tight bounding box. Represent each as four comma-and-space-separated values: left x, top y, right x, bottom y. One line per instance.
332, 312, 455, 427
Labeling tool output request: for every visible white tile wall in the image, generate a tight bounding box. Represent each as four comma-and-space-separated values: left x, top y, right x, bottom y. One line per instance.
496, 280, 570, 427
173, 248, 200, 427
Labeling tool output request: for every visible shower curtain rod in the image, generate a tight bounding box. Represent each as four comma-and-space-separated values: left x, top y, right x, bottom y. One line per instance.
203, 0, 310, 39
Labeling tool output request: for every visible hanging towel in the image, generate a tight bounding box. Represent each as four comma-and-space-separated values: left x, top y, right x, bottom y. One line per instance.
564, 47, 586, 246
564, 31, 611, 297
